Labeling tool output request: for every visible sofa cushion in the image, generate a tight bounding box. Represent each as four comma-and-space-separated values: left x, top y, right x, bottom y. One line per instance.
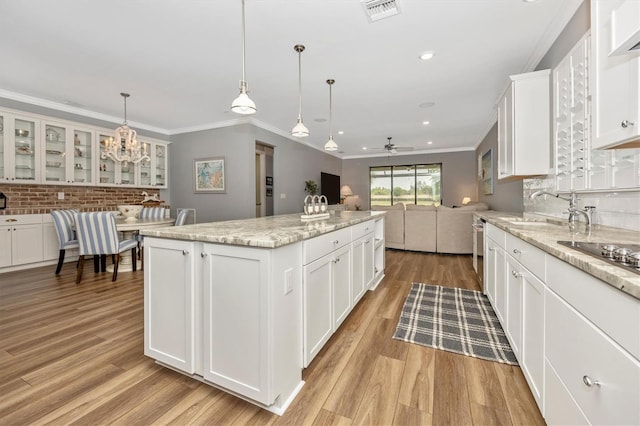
405, 204, 437, 252
436, 205, 476, 254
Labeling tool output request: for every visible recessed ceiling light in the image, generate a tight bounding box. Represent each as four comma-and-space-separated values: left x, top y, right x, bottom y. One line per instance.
422, 121, 430, 125
362, 147, 368, 150
338, 130, 344, 135
427, 141, 433, 145
419, 102, 435, 109
419, 51, 435, 61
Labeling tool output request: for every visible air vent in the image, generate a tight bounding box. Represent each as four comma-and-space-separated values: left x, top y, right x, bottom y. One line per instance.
361, 0, 400, 22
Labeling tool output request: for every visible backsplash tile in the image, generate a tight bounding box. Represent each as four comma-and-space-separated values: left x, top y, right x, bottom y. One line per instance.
523, 177, 640, 231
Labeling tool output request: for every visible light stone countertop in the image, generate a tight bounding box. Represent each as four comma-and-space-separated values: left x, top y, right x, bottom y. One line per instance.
140, 211, 385, 249
476, 211, 640, 301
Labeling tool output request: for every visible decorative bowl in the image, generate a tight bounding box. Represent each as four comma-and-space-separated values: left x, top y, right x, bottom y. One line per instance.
117, 205, 143, 222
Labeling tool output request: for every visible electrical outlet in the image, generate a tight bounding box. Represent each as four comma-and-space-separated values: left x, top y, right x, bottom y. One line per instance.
57, 192, 64, 200
284, 268, 293, 295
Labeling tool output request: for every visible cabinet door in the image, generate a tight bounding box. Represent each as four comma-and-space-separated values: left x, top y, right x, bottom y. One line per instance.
303, 254, 333, 367
498, 89, 514, 179
505, 256, 522, 358
42, 122, 67, 184
11, 115, 40, 183
12, 224, 43, 265
521, 271, 545, 410
144, 238, 195, 374
0, 225, 11, 267
351, 237, 365, 305
363, 234, 374, 290
494, 246, 507, 324
154, 144, 167, 188
42, 221, 60, 261
591, 0, 640, 149
332, 244, 352, 330
69, 127, 95, 185
484, 238, 497, 305
203, 244, 271, 405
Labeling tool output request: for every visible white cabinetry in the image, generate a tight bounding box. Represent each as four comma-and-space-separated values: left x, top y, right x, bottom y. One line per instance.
591, 0, 640, 149
144, 236, 303, 413
351, 221, 375, 305
497, 70, 551, 179
303, 227, 352, 367
42, 215, 60, 261
484, 224, 506, 324
0, 215, 44, 268
144, 238, 196, 373
372, 216, 385, 288
42, 120, 96, 185
0, 111, 41, 183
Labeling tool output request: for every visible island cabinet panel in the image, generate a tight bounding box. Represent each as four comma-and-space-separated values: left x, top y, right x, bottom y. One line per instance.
332, 244, 352, 330
202, 244, 270, 404
303, 253, 333, 367
144, 238, 196, 374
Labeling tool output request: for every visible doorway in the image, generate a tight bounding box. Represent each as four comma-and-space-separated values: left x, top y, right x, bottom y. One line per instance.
255, 142, 274, 217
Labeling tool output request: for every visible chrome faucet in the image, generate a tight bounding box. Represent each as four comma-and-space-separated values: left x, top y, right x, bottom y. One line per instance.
529, 190, 594, 226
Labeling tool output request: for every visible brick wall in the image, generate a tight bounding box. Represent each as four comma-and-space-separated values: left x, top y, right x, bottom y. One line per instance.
0, 184, 168, 215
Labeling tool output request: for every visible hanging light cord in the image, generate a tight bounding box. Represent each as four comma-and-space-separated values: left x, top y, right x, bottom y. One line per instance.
328, 80, 334, 138
241, 0, 247, 88
297, 49, 303, 119
121, 92, 129, 125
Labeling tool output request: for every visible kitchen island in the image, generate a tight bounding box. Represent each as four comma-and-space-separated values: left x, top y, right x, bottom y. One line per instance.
140, 211, 385, 415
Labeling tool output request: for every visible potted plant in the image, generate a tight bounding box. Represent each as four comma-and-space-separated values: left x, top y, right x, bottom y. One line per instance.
304, 180, 318, 195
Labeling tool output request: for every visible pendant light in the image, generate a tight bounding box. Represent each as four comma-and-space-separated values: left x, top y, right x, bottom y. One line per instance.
101, 93, 150, 165
324, 79, 338, 151
291, 44, 309, 137
231, 0, 256, 115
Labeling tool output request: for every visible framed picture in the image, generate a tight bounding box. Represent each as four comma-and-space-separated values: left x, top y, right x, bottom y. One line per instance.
266, 188, 273, 197
266, 176, 273, 186
194, 157, 226, 193
481, 149, 493, 195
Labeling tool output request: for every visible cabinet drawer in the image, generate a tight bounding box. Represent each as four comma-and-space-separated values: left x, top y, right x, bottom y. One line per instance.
303, 227, 351, 265
351, 220, 374, 241
485, 223, 506, 248
547, 255, 640, 360
2, 214, 43, 225
505, 233, 545, 281
545, 289, 640, 426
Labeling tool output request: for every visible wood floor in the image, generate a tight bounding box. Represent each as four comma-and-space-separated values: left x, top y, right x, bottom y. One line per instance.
0, 250, 545, 425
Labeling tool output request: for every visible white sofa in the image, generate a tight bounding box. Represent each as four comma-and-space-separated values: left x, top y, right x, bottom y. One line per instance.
372, 202, 488, 254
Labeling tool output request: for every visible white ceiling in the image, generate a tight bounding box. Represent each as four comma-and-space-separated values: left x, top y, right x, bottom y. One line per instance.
0, 0, 582, 158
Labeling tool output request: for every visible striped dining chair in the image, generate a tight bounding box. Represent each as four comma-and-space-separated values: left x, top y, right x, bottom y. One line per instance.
140, 207, 167, 219
50, 209, 80, 274
73, 212, 138, 284
175, 209, 189, 226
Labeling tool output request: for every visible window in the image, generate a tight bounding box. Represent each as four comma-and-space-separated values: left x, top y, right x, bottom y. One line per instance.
370, 164, 441, 206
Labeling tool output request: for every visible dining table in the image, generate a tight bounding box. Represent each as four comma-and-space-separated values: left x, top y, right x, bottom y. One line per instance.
108, 216, 176, 272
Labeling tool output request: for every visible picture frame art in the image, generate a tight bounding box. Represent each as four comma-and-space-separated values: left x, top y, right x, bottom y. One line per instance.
481, 149, 494, 195
194, 156, 226, 193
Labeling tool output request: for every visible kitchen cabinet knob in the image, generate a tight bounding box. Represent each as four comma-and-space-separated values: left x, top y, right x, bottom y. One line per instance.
488, 247, 495, 252
365, 240, 370, 244
333, 257, 340, 263
511, 270, 522, 278
182, 249, 189, 255
201, 252, 207, 258
621, 120, 634, 128
582, 375, 600, 388
513, 249, 522, 254
333, 240, 339, 245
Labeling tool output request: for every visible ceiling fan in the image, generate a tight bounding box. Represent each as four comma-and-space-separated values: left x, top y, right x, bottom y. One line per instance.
372, 137, 414, 154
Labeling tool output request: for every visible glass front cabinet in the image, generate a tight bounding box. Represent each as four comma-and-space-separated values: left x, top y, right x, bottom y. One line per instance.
1, 111, 41, 183
42, 121, 95, 185
1, 108, 168, 188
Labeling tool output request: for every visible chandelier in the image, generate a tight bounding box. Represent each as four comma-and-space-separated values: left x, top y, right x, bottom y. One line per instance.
101, 92, 150, 165
324, 79, 338, 151
291, 44, 309, 137
230, 0, 256, 114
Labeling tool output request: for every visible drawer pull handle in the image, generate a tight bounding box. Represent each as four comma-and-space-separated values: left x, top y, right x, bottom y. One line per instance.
621, 120, 634, 128
511, 270, 522, 278
201, 252, 207, 258
582, 375, 600, 388
182, 249, 189, 255
513, 249, 522, 254
333, 240, 339, 245
5, 218, 17, 222
333, 257, 340, 263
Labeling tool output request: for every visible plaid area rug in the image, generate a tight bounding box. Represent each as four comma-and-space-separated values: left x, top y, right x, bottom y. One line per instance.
393, 283, 518, 365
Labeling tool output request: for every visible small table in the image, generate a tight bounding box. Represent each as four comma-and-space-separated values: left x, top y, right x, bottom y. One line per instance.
108, 217, 175, 272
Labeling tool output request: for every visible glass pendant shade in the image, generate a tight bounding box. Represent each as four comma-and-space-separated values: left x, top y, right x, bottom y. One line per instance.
231, 0, 256, 115
292, 118, 309, 137
231, 82, 256, 115
324, 79, 338, 151
324, 136, 338, 151
291, 44, 309, 137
